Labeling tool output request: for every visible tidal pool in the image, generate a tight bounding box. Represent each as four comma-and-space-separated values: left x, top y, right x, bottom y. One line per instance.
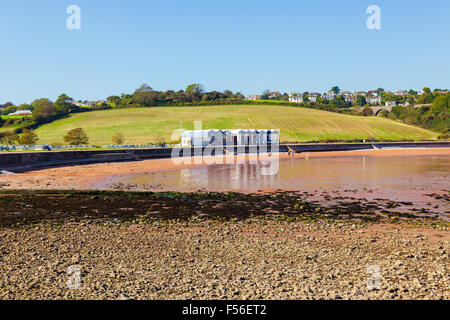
109, 152, 450, 217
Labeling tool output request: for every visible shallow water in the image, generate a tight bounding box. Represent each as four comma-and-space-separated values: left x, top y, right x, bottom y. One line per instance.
111, 152, 450, 216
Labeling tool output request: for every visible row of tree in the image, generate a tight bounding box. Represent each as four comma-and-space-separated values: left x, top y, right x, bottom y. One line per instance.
106, 83, 246, 108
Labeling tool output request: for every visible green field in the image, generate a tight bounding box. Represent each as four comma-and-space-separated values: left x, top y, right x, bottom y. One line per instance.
34, 105, 438, 145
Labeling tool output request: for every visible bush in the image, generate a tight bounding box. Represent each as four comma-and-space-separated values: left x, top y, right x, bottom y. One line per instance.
112, 132, 125, 145
64, 128, 89, 145
361, 107, 374, 116
18, 129, 39, 145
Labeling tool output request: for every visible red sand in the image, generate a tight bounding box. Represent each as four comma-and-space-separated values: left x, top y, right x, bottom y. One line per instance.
0, 148, 449, 191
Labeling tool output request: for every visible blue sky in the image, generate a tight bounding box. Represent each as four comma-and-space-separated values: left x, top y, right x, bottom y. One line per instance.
1, 0, 449, 104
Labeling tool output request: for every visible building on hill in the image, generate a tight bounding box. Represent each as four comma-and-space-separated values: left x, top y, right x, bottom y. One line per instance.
396, 90, 408, 96
288, 93, 303, 103
367, 97, 381, 105
324, 91, 337, 100
341, 91, 353, 98
268, 91, 281, 99
248, 95, 259, 100
181, 129, 280, 147
385, 101, 397, 107
71, 101, 88, 107
345, 96, 356, 104
8, 110, 32, 116
308, 93, 320, 102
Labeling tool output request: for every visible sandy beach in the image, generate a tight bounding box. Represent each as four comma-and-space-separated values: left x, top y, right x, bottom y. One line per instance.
0, 148, 449, 191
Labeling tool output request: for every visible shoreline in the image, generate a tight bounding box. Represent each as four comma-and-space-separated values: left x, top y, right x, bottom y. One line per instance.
0, 147, 449, 191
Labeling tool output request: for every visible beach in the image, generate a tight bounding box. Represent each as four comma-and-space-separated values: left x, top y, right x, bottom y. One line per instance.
0, 148, 448, 300
0, 148, 449, 192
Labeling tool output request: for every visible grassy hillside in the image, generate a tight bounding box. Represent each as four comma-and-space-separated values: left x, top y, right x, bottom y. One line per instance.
34, 105, 438, 145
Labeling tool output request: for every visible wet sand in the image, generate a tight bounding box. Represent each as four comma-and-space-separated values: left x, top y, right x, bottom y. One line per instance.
0, 148, 449, 191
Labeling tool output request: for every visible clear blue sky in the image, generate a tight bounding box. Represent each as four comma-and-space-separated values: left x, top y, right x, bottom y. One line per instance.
1, 0, 449, 104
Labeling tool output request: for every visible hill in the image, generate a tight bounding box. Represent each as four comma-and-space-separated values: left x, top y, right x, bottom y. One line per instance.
34, 105, 438, 145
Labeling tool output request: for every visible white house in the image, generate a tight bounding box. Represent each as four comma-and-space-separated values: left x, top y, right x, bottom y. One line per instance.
345, 96, 356, 103
308, 93, 320, 102
8, 110, 32, 116
395, 90, 408, 96
367, 97, 381, 105
324, 91, 337, 100
181, 129, 280, 147
341, 91, 353, 98
288, 93, 303, 103
385, 101, 397, 107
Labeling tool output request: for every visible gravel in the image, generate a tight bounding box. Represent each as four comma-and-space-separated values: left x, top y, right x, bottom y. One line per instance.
0, 219, 448, 300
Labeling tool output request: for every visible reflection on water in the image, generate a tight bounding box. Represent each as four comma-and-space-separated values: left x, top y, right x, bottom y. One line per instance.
115, 154, 450, 214
121, 155, 448, 190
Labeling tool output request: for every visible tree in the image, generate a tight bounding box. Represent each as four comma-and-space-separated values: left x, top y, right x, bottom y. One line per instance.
331, 86, 340, 94
133, 90, 158, 106
361, 106, 374, 116
107, 96, 121, 105
376, 88, 385, 96
135, 83, 153, 93
236, 92, 245, 100
55, 93, 74, 113
64, 128, 89, 145
1, 105, 17, 115
302, 93, 310, 103
223, 90, 233, 98
32, 99, 57, 123
356, 95, 367, 106
0, 133, 18, 145
260, 90, 271, 100
112, 132, 125, 145
185, 84, 205, 95
17, 104, 33, 111
18, 129, 38, 145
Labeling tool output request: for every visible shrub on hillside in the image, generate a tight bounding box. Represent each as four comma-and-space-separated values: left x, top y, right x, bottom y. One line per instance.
64, 128, 89, 145
112, 132, 125, 145
18, 129, 38, 145
361, 107, 374, 116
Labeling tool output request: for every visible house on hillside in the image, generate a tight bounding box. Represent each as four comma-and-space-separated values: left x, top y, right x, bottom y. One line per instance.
288, 93, 303, 103
324, 91, 337, 100
367, 97, 381, 105
345, 96, 356, 104
395, 90, 408, 96
308, 93, 320, 102
8, 110, 32, 116
385, 101, 397, 107
341, 91, 353, 98
248, 95, 259, 100
71, 101, 88, 107
268, 91, 281, 99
